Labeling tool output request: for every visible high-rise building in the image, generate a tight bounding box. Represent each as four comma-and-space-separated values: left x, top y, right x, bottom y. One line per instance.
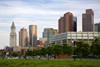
59, 17, 64, 33
82, 9, 94, 32
10, 21, 17, 47
43, 28, 55, 45
94, 22, 100, 32
53, 29, 59, 35
58, 12, 77, 34
19, 28, 28, 47
64, 12, 73, 32
73, 17, 77, 32
29, 25, 37, 47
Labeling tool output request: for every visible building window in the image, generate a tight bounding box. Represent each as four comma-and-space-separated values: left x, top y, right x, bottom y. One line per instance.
67, 37, 71, 39
83, 34, 87, 36
77, 37, 82, 39
94, 34, 99, 36
83, 37, 88, 39
68, 34, 71, 36
72, 37, 76, 39
89, 37, 93, 39
71, 34, 76, 36
77, 34, 82, 36
88, 34, 93, 36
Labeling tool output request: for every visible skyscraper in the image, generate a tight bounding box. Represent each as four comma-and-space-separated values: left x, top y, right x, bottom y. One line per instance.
94, 22, 100, 32
19, 28, 28, 47
59, 17, 64, 33
10, 21, 17, 47
58, 12, 77, 34
29, 25, 37, 47
82, 9, 94, 32
64, 12, 73, 32
43, 28, 55, 45
73, 17, 77, 32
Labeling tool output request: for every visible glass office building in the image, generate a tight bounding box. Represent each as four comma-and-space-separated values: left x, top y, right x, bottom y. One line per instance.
51, 32, 100, 46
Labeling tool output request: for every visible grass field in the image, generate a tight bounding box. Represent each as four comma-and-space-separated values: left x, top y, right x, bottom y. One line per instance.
0, 59, 100, 67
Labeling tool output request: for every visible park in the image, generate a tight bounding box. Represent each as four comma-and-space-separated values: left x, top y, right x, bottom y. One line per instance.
0, 59, 100, 67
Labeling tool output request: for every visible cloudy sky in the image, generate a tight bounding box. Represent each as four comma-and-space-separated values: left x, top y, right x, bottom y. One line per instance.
0, 0, 100, 49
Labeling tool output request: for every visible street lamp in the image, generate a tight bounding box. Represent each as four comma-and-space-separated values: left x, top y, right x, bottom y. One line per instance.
72, 39, 76, 60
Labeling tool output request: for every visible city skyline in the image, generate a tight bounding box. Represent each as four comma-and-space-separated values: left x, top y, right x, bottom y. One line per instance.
0, 0, 100, 49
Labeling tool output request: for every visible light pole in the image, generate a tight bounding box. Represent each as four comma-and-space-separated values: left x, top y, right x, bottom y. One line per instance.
72, 39, 76, 60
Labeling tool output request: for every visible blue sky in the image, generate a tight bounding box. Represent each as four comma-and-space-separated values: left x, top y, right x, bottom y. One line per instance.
0, 0, 100, 49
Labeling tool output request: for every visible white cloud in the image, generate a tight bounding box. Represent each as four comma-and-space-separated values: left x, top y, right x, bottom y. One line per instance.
0, 0, 100, 49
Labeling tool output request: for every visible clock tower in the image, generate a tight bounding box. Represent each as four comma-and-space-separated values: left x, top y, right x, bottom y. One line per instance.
10, 21, 17, 47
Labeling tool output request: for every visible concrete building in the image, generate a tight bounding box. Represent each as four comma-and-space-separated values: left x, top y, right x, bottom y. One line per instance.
19, 28, 28, 47
53, 29, 59, 35
51, 32, 100, 46
10, 22, 17, 47
58, 12, 77, 34
39, 38, 47, 48
43, 28, 55, 45
29, 25, 37, 47
82, 9, 94, 32
94, 22, 100, 32
13, 46, 21, 51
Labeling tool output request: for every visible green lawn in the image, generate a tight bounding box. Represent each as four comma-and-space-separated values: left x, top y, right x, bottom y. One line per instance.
0, 59, 100, 67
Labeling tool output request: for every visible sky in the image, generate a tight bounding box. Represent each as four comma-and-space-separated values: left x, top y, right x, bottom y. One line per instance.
0, 0, 100, 49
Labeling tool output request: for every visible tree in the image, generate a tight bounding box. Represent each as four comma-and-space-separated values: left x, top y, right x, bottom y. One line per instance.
91, 37, 100, 60
47, 46, 54, 60
47, 46, 54, 55
75, 41, 90, 60
53, 44, 63, 59
41, 47, 47, 56
25, 50, 33, 56
33, 50, 37, 59
62, 43, 73, 56
12, 52, 18, 57
82, 43, 90, 57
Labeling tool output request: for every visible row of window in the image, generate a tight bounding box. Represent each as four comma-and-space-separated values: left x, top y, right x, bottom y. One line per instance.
67, 37, 94, 39
68, 34, 99, 36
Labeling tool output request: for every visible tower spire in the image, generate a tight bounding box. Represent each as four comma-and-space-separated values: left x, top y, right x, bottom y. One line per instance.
11, 21, 16, 29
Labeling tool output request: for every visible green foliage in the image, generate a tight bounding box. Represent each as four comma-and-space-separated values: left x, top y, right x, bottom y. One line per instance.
33, 50, 37, 56
53, 44, 63, 56
82, 43, 90, 56
62, 43, 73, 56
25, 50, 33, 56
47, 46, 54, 55
75, 41, 90, 60
3, 52, 6, 55
35, 49, 41, 55
41, 47, 47, 56
12, 52, 18, 57
91, 37, 100, 57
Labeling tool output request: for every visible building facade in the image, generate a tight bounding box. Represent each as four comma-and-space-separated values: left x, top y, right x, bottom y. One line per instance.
19, 28, 28, 47
58, 12, 77, 34
39, 38, 47, 48
94, 22, 100, 32
43, 28, 55, 45
10, 22, 17, 47
29, 25, 37, 47
82, 9, 94, 32
53, 29, 59, 35
73, 17, 77, 32
51, 32, 100, 46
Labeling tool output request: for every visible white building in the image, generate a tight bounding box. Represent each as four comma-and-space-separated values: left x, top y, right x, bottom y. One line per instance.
10, 22, 17, 47
51, 32, 100, 46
